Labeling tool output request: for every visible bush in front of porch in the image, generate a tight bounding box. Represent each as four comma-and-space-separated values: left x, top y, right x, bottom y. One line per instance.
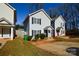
34, 34, 46, 41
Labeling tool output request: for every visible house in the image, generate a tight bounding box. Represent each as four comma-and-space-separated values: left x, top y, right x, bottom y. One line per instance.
51, 15, 65, 37
23, 9, 65, 38
0, 3, 16, 40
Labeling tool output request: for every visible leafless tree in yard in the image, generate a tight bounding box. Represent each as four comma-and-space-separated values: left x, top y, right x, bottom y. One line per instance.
27, 3, 45, 13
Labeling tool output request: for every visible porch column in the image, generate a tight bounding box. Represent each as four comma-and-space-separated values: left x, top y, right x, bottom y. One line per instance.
11, 27, 14, 40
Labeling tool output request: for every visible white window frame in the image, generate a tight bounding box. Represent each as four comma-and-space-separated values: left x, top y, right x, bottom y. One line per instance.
32, 30, 41, 36
32, 17, 41, 25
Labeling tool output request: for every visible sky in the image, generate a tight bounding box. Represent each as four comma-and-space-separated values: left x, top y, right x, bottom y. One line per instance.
10, 3, 62, 25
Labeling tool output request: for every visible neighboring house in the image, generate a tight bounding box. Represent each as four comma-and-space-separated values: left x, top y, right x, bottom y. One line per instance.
51, 15, 65, 37
23, 9, 65, 38
0, 3, 16, 40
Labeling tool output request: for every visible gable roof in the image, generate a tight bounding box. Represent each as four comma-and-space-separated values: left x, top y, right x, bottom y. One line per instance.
29, 9, 52, 20
51, 15, 65, 22
0, 17, 12, 25
23, 9, 52, 24
5, 3, 16, 11
44, 26, 54, 30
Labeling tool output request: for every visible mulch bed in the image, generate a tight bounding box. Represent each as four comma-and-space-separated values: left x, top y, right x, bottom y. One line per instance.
29, 39, 55, 45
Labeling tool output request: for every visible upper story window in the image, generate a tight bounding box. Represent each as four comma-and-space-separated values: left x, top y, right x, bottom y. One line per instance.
63, 23, 65, 27
61, 23, 62, 27
32, 17, 41, 25
61, 23, 64, 27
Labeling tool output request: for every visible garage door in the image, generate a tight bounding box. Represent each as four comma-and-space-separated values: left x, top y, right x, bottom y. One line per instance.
3, 28, 11, 38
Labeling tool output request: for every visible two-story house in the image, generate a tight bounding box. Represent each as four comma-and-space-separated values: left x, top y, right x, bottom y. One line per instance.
23, 9, 65, 38
0, 3, 16, 40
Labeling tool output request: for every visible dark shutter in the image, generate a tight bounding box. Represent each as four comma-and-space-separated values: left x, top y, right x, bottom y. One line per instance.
40, 19, 41, 25
2, 28, 3, 37
32, 30, 33, 36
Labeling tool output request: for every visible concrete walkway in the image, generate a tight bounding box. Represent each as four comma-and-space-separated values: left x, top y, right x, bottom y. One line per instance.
0, 39, 9, 49
31, 41, 79, 56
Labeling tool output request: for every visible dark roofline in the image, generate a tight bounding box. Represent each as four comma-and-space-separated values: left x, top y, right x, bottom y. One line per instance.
5, 3, 16, 25
51, 15, 65, 22
29, 9, 52, 20
0, 17, 13, 25
23, 16, 29, 24
5, 3, 16, 11
51, 15, 59, 21
23, 9, 52, 24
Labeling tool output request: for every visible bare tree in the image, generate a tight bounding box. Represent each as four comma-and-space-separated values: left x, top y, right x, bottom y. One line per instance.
48, 8, 59, 18
27, 3, 45, 13
59, 4, 79, 31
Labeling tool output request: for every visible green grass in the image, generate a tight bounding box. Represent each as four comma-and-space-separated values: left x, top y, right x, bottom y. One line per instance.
0, 37, 54, 56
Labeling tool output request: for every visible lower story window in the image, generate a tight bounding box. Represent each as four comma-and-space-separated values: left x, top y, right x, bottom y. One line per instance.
0, 27, 11, 37
32, 30, 41, 36
61, 30, 64, 34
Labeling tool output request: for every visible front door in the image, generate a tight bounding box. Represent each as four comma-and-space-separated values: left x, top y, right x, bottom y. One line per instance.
44, 30, 52, 37
44, 30, 48, 37
48, 30, 51, 37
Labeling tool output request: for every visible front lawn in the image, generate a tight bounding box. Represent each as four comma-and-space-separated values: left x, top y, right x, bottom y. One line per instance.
0, 37, 54, 56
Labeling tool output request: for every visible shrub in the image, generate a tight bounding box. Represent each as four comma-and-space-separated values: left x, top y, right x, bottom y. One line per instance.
40, 34, 46, 39
35, 34, 40, 40
56, 27, 62, 32
34, 34, 46, 40
28, 36, 32, 41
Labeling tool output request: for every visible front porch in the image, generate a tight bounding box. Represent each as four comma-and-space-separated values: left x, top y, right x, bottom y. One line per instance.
0, 17, 14, 40
0, 26, 14, 40
44, 26, 54, 37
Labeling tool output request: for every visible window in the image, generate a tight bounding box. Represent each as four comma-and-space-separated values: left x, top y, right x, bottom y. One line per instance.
37, 30, 41, 34
32, 30, 36, 36
32, 30, 41, 36
61, 30, 63, 34
62, 30, 64, 34
40, 30, 41, 34
61, 23, 62, 27
61, 23, 65, 27
61, 30, 64, 34
37, 19, 41, 25
32, 17, 41, 25
48, 30, 50, 33
32, 17, 36, 24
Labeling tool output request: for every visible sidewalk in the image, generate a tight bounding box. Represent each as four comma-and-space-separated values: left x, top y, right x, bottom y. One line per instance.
0, 39, 10, 49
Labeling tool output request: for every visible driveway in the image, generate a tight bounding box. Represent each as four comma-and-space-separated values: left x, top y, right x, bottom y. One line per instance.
32, 41, 79, 56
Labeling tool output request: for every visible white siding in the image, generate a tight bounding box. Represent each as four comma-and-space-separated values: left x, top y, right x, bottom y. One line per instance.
29, 11, 51, 36
55, 15, 65, 36
0, 3, 14, 24
0, 3, 15, 40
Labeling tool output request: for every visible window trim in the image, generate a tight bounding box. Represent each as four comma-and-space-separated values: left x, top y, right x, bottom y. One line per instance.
32, 17, 41, 25
32, 30, 41, 36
